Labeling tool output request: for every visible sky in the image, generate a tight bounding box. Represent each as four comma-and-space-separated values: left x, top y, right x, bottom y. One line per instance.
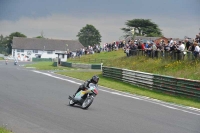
0, 0, 200, 43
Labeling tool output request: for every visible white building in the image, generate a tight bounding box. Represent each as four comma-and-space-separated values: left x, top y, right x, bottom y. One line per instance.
12, 37, 84, 61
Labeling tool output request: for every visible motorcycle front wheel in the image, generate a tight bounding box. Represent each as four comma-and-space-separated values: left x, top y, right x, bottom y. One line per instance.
81, 96, 94, 109
69, 99, 75, 106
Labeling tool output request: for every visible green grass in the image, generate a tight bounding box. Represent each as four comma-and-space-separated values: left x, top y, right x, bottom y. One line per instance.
57, 71, 200, 109
0, 127, 12, 133
68, 50, 125, 64
68, 49, 200, 80
105, 54, 200, 80
25, 62, 75, 70
0, 57, 4, 60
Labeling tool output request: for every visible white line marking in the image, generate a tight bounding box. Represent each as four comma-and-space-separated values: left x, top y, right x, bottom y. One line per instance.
32, 70, 200, 116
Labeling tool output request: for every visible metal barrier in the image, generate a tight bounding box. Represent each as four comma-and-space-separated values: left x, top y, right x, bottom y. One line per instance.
32, 58, 52, 62
102, 66, 200, 98
127, 50, 199, 61
59, 62, 102, 70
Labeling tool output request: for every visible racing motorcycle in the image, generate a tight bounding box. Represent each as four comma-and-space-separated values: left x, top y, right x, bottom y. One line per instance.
14, 60, 18, 65
68, 83, 98, 109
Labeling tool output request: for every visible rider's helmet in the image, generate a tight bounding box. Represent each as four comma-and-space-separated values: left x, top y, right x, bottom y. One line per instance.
91, 75, 99, 84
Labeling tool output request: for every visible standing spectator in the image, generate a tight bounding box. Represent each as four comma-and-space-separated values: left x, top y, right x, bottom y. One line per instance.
130, 42, 138, 56
169, 38, 174, 45
195, 34, 200, 43
140, 42, 145, 50
144, 42, 149, 48
188, 42, 195, 52
124, 44, 130, 57
176, 41, 185, 52
185, 39, 191, 50
145, 42, 153, 57
193, 42, 200, 58
176, 41, 185, 60
170, 41, 177, 52
82, 48, 85, 55
152, 42, 157, 57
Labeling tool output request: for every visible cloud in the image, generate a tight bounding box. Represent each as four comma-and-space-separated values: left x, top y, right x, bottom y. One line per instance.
0, 14, 199, 43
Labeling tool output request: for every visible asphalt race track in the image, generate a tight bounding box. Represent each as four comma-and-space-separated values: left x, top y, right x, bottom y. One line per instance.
0, 61, 200, 133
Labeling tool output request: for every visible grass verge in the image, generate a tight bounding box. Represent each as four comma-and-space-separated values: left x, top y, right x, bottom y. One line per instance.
68, 50, 125, 64
0, 57, 4, 60
25, 62, 75, 70
57, 71, 200, 109
68, 49, 200, 80
0, 127, 12, 133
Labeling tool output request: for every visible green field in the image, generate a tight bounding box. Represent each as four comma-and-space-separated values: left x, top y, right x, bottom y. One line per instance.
0, 57, 4, 60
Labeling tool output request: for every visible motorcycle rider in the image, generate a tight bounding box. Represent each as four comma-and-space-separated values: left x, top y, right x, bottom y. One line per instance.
14, 59, 18, 65
74, 75, 99, 97
5, 59, 8, 65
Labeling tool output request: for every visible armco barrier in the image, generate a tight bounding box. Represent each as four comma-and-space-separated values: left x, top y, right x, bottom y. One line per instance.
61, 62, 72, 67
72, 63, 91, 69
102, 66, 200, 98
103, 67, 123, 80
32, 58, 52, 62
122, 69, 154, 89
58, 62, 102, 70
53, 62, 57, 67
91, 64, 102, 69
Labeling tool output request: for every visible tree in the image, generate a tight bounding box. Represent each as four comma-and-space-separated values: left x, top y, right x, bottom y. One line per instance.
0, 35, 8, 54
77, 24, 101, 47
121, 19, 163, 38
35, 31, 45, 38
6, 32, 27, 54
35, 36, 44, 38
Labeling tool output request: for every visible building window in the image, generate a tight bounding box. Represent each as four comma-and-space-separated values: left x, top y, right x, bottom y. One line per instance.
17, 49, 24, 52
33, 50, 38, 53
47, 51, 53, 54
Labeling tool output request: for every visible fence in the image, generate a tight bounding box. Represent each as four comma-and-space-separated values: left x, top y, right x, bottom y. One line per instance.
32, 58, 53, 62
127, 50, 199, 61
69, 58, 107, 63
102, 66, 200, 99
56, 61, 102, 70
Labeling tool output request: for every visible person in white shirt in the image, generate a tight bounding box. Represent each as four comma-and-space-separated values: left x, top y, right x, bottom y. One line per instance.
177, 41, 185, 52
169, 38, 174, 45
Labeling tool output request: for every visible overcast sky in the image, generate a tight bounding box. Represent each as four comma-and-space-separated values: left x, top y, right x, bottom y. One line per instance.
0, 0, 199, 43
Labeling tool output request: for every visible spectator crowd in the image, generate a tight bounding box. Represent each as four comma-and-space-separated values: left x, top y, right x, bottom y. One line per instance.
123, 32, 200, 59
66, 32, 200, 60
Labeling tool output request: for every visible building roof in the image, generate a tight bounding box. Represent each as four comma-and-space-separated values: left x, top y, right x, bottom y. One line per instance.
133, 36, 160, 43
134, 36, 160, 40
12, 37, 84, 51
